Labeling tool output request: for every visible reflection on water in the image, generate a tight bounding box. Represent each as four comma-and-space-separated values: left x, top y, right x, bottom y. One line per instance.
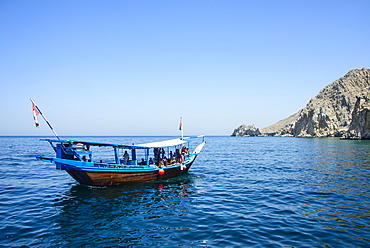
52, 177, 194, 247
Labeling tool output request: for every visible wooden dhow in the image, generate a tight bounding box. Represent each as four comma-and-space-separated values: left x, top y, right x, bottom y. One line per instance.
31, 98, 205, 186
37, 136, 205, 186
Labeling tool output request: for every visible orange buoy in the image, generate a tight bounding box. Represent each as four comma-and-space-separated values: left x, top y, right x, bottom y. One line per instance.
158, 169, 165, 175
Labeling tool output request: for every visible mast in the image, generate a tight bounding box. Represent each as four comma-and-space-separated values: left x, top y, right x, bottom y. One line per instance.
179, 116, 183, 140
30, 98, 60, 140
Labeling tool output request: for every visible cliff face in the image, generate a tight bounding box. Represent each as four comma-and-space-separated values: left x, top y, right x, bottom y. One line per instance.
343, 96, 370, 139
260, 68, 370, 139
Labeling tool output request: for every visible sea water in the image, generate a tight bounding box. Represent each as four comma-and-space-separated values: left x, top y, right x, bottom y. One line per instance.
0, 136, 369, 247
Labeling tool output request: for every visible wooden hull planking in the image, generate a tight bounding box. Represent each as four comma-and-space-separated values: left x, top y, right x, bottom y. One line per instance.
66, 161, 195, 186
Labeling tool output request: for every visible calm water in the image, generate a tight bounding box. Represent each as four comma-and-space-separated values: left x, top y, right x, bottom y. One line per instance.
1, 136, 370, 247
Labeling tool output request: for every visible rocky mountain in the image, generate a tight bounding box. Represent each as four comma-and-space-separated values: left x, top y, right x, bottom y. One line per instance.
231, 124, 261, 137
232, 68, 370, 139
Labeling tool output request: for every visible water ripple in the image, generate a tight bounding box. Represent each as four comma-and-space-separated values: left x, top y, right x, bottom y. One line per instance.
1, 137, 370, 247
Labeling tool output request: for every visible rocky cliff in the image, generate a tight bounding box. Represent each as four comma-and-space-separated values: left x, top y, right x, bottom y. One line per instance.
342, 96, 370, 139
232, 68, 370, 139
231, 124, 261, 137
261, 68, 370, 139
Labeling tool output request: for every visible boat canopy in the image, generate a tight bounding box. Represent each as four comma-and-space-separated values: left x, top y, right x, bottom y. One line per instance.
41, 139, 141, 149
40, 137, 202, 149
137, 138, 187, 148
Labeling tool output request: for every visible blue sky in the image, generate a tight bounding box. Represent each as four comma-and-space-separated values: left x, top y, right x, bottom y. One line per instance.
1, 0, 369, 136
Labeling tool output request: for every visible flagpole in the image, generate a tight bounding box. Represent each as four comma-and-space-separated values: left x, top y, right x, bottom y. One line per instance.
181, 122, 184, 141
30, 98, 60, 140
180, 117, 184, 140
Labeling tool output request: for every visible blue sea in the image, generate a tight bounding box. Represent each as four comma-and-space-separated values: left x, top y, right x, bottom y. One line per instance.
1, 136, 370, 247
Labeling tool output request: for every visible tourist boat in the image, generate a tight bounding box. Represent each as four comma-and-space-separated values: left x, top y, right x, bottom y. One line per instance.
31, 98, 206, 186
37, 136, 206, 186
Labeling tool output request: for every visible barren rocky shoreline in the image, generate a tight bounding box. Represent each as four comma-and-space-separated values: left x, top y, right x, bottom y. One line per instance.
232, 68, 370, 139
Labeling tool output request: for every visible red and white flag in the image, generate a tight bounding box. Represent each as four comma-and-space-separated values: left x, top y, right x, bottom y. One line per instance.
32, 102, 40, 128
179, 117, 182, 131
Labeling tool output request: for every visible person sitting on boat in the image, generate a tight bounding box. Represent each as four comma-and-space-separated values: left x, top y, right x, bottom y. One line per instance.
181, 146, 189, 156
169, 156, 176, 164
149, 157, 154, 164
162, 156, 168, 167
123, 151, 129, 165
175, 149, 181, 163
139, 158, 146, 165
157, 159, 164, 168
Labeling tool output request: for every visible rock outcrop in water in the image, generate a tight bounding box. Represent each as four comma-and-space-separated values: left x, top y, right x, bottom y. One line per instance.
231, 124, 261, 137
232, 68, 370, 139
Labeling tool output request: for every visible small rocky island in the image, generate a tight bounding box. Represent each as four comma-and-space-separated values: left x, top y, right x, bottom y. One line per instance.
231, 124, 261, 137
232, 68, 370, 139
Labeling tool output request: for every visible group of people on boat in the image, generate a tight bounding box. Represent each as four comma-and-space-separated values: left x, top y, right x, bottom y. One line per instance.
135, 146, 190, 168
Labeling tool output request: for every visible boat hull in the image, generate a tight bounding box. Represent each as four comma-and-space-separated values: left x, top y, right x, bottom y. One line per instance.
65, 160, 195, 186
37, 138, 205, 187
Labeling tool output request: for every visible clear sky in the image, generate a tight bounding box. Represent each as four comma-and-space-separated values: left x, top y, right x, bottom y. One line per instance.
1, 0, 369, 136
